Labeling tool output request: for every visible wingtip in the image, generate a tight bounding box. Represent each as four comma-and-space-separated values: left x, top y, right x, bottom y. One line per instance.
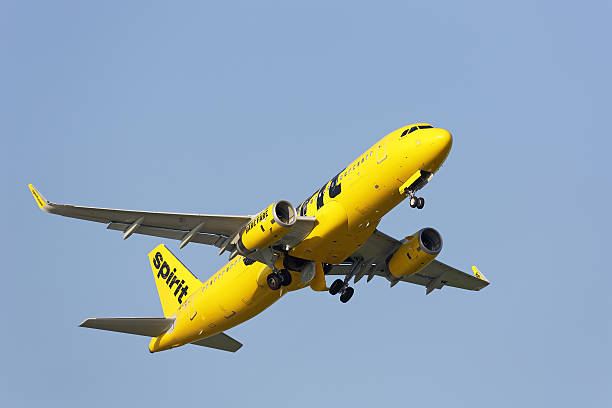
28, 184, 50, 211
472, 265, 489, 283
78, 319, 91, 328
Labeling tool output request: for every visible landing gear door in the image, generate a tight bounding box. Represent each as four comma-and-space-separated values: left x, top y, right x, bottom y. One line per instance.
376, 136, 388, 163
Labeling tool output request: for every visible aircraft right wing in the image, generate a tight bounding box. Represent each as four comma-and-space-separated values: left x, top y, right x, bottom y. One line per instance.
326, 229, 489, 294
29, 184, 315, 254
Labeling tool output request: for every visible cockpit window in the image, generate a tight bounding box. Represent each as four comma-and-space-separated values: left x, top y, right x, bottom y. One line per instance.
401, 126, 419, 137
418, 125, 433, 129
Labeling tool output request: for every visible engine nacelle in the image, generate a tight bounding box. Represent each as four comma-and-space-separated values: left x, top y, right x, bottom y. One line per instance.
387, 228, 443, 278
236, 200, 297, 256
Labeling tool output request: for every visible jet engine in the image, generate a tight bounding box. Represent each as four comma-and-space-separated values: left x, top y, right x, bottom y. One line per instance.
236, 200, 297, 256
387, 228, 442, 278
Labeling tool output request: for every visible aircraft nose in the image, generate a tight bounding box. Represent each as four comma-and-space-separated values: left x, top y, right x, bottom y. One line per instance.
435, 129, 453, 157
421, 129, 453, 172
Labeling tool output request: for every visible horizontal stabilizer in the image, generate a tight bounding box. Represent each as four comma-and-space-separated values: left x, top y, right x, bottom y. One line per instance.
191, 332, 242, 352
79, 317, 174, 337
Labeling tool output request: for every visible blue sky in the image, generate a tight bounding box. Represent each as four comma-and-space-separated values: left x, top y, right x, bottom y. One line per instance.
2, 1, 610, 406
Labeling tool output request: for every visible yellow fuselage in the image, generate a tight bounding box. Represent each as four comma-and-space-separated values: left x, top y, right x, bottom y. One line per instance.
149, 124, 452, 352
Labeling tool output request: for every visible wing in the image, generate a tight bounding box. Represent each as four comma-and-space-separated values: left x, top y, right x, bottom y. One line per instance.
28, 185, 315, 253
326, 229, 489, 294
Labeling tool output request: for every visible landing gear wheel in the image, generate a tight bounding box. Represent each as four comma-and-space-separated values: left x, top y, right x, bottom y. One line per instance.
278, 269, 292, 286
410, 196, 418, 208
416, 197, 425, 209
340, 287, 354, 303
266, 273, 282, 290
329, 279, 344, 296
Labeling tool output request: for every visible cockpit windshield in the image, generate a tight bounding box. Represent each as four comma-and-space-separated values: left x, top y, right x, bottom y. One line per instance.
401, 124, 434, 137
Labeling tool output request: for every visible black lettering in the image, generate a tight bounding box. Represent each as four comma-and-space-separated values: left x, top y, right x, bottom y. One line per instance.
174, 279, 185, 296
157, 261, 170, 279
316, 183, 328, 210
166, 271, 174, 284
329, 171, 343, 199
153, 252, 163, 269
169, 275, 180, 289
178, 285, 188, 303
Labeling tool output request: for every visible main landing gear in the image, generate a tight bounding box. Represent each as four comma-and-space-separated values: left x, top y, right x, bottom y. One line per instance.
329, 279, 355, 303
409, 195, 425, 210
267, 269, 292, 290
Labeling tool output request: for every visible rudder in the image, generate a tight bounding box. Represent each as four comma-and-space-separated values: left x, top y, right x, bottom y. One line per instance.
149, 244, 203, 317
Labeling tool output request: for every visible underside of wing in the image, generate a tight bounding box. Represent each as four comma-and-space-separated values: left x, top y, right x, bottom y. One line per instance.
28, 185, 316, 256
326, 229, 489, 294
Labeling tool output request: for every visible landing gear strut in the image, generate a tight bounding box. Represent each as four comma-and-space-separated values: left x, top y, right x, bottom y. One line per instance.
267, 269, 292, 290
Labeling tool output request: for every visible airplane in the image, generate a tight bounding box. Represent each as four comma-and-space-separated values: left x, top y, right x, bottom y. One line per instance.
29, 123, 489, 353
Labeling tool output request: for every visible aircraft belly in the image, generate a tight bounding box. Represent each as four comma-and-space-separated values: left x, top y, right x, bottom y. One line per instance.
290, 200, 349, 263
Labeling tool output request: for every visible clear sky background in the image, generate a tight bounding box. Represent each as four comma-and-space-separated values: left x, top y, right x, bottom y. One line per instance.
2, 1, 610, 406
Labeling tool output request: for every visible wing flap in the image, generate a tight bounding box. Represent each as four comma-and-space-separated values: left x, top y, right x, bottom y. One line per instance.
79, 317, 174, 337
191, 332, 243, 352
44, 202, 250, 237
107, 222, 228, 247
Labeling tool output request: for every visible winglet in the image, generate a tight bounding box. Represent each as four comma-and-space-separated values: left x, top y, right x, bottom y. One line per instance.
472, 265, 489, 283
28, 184, 50, 211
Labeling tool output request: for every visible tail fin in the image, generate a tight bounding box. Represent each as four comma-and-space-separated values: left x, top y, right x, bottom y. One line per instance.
149, 244, 203, 317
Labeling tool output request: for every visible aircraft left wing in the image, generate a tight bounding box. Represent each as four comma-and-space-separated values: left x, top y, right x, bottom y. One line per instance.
326, 229, 489, 294
28, 185, 315, 253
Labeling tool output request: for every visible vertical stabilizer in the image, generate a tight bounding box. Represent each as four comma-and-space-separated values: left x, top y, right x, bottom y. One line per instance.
148, 244, 203, 317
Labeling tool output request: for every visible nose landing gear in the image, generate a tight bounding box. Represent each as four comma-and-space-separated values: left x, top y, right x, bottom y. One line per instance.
409, 194, 425, 210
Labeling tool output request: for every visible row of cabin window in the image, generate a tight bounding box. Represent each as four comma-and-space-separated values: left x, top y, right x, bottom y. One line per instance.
339, 150, 374, 182
401, 124, 433, 137
302, 148, 376, 210
201, 257, 241, 293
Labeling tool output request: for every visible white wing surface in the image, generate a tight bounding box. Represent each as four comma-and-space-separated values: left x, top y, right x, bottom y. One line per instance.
29, 185, 315, 253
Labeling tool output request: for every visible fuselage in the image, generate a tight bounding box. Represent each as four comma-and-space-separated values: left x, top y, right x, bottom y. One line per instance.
149, 124, 452, 352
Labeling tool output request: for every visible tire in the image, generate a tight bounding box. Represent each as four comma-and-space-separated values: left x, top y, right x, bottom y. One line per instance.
329, 279, 344, 295
416, 197, 425, 209
278, 269, 292, 286
340, 287, 354, 303
267, 273, 282, 290
410, 196, 417, 208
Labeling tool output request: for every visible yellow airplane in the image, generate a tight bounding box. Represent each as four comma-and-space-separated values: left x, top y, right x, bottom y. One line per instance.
29, 123, 489, 353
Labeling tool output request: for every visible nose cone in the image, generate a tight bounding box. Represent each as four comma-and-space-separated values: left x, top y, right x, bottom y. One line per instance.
421, 129, 453, 172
